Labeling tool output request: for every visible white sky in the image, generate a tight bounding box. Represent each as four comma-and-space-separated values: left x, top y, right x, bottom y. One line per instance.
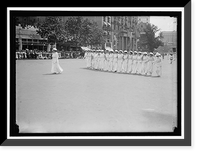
150, 16, 177, 35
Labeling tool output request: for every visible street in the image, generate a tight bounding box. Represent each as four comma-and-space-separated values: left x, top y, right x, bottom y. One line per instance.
16, 58, 177, 133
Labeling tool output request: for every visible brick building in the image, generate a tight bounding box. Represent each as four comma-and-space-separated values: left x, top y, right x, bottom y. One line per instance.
160, 31, 177, 52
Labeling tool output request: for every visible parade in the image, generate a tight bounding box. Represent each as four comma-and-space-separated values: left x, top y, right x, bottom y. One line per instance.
84, 49, 163, 77
14, 15, 178, 134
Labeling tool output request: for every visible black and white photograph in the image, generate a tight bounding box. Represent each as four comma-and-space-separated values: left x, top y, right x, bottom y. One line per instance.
4, 5, 192, 146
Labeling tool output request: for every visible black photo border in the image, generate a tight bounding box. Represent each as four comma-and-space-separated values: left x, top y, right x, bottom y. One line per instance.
2, 3, 191, 146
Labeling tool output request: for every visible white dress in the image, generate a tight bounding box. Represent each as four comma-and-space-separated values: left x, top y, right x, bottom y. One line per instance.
147, 56, 154, 75
112, 53, 118, 72
51, 52, 63, 74
104, 53, 109, 71
122, 54, 128, 73
131, 55, 137, 74
117, 53, 123, 73
127, 54, 133, 73
108, 53, 114, 71
136, 55, 142, 74
154, 57, 162, 76
141, 55, 149, 75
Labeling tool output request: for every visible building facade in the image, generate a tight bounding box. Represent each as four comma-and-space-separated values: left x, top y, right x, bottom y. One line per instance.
160, 31, 177, 52
81, 16, 139, 51
16, 25, 48, 51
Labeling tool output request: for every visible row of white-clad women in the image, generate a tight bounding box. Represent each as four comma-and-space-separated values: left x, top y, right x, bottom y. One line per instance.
84, 50, 162, 77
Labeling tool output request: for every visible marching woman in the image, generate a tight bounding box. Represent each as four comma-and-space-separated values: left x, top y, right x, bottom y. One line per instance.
96, 50, 101, 70
84, 50, 88, 67
146, 52, 154, 76
104, 50, 109, 71
99, 50, 105, 70
51, 48, 63, 74
88, 50, 92, 68
122, 50, 128, 73
127, 51, 133, 73
131, 51, 138, 74
117, 50, 123, 73
141, 52, 148, 75
92, 50, 96, 69
112, 50, 118, 72
154, 52, 162, 77
97, 50, 101, 70
90, 50, 94, 69
136, 52, 143, 74
108, 50, 114, 72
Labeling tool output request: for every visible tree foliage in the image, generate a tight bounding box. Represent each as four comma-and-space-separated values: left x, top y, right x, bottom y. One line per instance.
36, 16, 65, 44
138, 23, 164, 52
35, 16, 105, 48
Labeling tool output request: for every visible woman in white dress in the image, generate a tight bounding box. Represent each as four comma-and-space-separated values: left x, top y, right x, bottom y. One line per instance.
131, 51, 138, 74
122, 50, 128, 73
87, 50, 92, 68
146, 52, 154, 76
141, 52, 148, 75
136, 52, 143, 74
84, 51, 88, 68
117, 50, 123, 73
51, 48, 63, 74
108, 51, 114, 72
154, 53, 162, 77
112, 50, 118, 72
104, 50, 109, 71
127, 51, 133, 73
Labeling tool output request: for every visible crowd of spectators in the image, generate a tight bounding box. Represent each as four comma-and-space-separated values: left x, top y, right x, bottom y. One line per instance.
16, 49, 85, 60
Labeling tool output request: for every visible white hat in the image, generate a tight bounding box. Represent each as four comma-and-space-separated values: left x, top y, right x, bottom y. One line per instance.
155, 52, 160, 56
150, 52, 153, 55
124, 50, 127, 53
143, 52, 147, 55
52, 48, 57, 51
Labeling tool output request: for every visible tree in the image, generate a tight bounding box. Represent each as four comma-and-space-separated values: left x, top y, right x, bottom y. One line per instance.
89, 21, 105, 48
64, 17, 96, 47
64, 17, 105, 48
138, 23, 164, 52
36, 16, 65, 45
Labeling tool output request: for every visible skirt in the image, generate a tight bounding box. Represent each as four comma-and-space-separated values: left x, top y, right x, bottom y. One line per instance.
51, 62, 63, 74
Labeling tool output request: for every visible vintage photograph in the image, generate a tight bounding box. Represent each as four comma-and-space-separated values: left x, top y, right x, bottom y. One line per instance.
14, 14, 178, 134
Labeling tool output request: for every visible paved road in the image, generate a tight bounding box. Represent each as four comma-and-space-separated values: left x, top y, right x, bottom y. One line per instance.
16, 58, 177, 133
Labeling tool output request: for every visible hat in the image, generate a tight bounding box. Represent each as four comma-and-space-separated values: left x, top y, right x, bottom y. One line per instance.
115, 50, 118, 53
124, 50, 127, 53
155, 52, 160, 56
150, 52, 153, 55
52, 48, 57, 51
143, 52, 147, 55
138, 51, 142, 54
